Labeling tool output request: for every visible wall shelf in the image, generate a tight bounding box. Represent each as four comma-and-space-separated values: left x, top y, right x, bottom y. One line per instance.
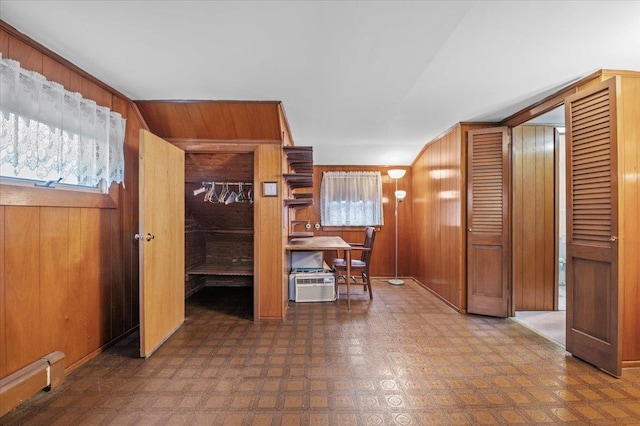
284, 146, 314, 238
187, 262, 253, 276
283, 146, 314, 204
283, 173, 313, 189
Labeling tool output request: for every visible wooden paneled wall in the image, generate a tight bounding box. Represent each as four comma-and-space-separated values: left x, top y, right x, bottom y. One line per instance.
0, 23, 142, 378
616, 73, 640, 366
293, 166, 412, 278
512, 125, 556, 311
254, 144, 284, 320
409, 124, 491, 311
410, 125, 464, 309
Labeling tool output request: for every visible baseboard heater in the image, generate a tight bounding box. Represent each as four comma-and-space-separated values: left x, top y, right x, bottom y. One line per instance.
0, 351, 65, 417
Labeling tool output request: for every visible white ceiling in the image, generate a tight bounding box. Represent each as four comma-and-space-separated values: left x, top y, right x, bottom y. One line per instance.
1, 1, 639, 165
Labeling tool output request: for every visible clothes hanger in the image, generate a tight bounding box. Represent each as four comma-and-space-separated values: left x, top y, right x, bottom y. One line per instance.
205, 181, 218, 203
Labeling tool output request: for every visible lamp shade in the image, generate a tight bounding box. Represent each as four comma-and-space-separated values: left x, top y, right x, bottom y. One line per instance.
387, 169, 406, 180
395, 190, 407, 200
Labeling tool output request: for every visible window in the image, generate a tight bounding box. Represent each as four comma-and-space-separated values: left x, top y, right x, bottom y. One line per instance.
0, 54, 125, 190
320, 171, 383, 226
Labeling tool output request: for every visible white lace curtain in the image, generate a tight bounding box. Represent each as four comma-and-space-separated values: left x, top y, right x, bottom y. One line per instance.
0, 53, 125, 188
320, 171, 383, 226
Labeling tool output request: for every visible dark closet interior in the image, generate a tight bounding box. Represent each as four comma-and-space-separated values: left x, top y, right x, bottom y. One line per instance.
184, 152, 255, 316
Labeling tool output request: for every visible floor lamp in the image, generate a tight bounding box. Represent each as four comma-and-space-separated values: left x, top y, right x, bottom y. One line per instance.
388, 169, 406, 285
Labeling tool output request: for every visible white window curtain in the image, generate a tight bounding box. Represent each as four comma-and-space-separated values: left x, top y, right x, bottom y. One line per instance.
320, 171, 383, 226
0, 54, 125, 188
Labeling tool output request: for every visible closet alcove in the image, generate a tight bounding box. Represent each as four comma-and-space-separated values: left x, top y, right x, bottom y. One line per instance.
136, 100, 289, 321
184, 152, 255, 299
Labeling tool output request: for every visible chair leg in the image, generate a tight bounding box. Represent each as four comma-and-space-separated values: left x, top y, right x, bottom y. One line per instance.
364, 272, 373, 299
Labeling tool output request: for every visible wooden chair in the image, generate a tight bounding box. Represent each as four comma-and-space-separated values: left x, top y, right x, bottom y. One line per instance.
332, 226, 377, 300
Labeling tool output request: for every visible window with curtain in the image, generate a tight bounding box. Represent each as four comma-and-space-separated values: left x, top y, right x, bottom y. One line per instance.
0, 54, 125, 189
320, 171, 383, 226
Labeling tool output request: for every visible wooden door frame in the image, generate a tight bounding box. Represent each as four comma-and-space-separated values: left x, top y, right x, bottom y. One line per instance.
170, 140, 260, 323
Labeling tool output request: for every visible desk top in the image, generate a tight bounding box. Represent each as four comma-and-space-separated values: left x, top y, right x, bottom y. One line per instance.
286, 236, 350, 251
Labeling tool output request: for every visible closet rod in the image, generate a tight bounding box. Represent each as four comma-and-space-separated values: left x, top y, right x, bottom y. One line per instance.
184, 181, 253, 185
201, 181, 253, 186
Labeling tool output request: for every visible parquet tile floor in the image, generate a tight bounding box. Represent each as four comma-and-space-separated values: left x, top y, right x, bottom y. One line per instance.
2, 279, 639, 425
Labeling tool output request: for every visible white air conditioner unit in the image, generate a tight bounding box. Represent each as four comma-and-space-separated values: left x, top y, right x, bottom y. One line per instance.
289, 273, 335, 302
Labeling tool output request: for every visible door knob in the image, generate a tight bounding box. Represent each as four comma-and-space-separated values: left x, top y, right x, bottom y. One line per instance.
610, 236, 618, 242
134, 233, 155, 241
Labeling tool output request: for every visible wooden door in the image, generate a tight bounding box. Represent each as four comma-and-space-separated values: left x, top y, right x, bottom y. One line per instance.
138, 129, 185, 358
467, 127, 510, 317
565, 79, 620, 376
512, 125, 556, 311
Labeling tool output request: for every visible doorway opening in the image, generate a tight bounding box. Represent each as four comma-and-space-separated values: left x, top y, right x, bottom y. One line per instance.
184, 152, 255, 322
512, 105, 566, 346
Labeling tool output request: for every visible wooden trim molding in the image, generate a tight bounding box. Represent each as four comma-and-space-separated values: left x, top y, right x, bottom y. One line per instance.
129, 101, 150, 131
500, 70, 606, 127
0, 181, 118, 208
135, 99, 282, 105
0, 351, 65, 417
168, 140, 269, 153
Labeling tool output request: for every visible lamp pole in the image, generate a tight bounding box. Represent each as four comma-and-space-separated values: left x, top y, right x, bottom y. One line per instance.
388, 170, 405, 286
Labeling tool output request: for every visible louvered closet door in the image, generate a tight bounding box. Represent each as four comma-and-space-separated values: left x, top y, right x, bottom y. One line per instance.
467, 127, 510, 317
565, 78, 620, 377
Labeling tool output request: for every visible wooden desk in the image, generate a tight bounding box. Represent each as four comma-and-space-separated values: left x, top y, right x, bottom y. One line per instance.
286, 236, 353, 310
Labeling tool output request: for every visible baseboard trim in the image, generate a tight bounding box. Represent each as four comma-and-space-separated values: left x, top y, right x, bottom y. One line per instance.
622, 360, 640, 369
411, 278, 463, 313
65, 326, 139, 374
0, 351, 65, 417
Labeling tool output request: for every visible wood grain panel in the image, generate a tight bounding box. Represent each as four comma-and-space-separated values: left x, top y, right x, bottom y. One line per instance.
0, 207, 6, 377
512, 125, 556, 311
410, 149, 428, 288
185, 216, 206, 270
39, 208, 69, 358
139, 130, 185, 357
185, 153, 254, 181
408, 123, 493, 311
618, 74, 640, 365
573, 258, 611, 341
0, 27, 8, 54
82, 77, 112, 109
81, 208, 104, 353
66, 208, 86, 366
100, 210, 113, 343
7, 35, 42, 72
278, 104, 293, 148
110, 191, 125, 337
135, 101, 282, 141
4, 207, 41, 373
42, 55, 71, 88
123, 103, 142, 332
254, 144, 283, 320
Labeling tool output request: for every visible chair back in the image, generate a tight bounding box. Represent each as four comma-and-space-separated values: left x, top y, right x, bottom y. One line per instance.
361, 226, 376, 263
